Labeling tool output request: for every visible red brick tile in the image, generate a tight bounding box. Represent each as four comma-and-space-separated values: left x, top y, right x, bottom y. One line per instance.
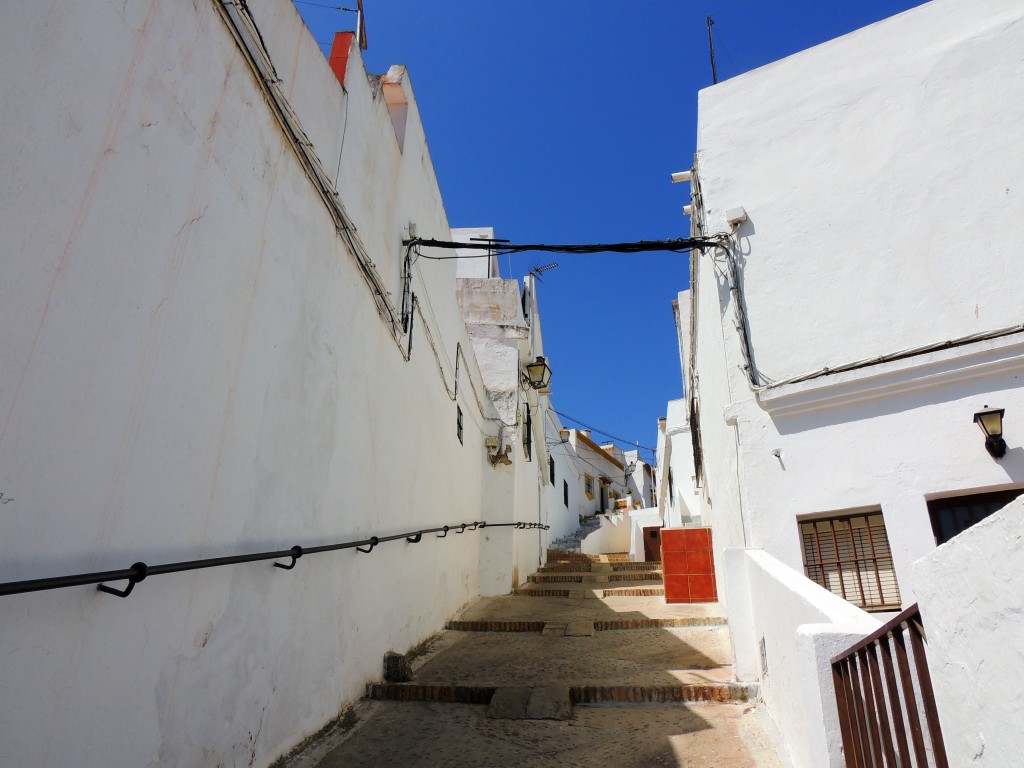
686, 549, 713, 574
660, 529, 687, 552
686, 527, 712, 549
662, 550, 688, 574
663, 574, 690, 602
688, 574, 717, 602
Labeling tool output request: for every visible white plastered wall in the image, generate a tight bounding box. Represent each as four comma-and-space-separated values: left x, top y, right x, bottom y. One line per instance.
0, 2, 523, 766
724, 549, 880, 768
690, 0, 1024, 609
912, 497, 1024, 767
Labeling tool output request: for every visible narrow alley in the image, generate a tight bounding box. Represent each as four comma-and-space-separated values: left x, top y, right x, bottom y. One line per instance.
282, 545, 784, 768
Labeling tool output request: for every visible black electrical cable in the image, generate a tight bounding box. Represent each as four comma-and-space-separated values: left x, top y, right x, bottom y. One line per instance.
294, 0, 357, 10
554, 410, 657, 456
405, 237, 727, 260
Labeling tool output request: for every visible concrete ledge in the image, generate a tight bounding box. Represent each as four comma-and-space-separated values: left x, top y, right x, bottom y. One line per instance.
526, 687, 572, 720
486, 687, 532, 718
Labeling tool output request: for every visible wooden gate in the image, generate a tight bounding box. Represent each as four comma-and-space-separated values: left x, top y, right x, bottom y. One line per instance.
831, 604, 948, 767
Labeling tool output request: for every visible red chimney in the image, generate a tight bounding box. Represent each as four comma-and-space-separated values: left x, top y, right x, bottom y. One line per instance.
328, 31, 355, 87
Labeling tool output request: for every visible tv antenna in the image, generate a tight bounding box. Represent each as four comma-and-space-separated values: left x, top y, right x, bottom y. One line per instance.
528, 263, 559, 282
707, 16, 718, 85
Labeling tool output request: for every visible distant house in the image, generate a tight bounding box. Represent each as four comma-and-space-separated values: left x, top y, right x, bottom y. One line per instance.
567, 429, 630, 516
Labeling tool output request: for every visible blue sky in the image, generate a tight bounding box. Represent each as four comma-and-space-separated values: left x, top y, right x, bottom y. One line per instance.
294, 0, 926, 461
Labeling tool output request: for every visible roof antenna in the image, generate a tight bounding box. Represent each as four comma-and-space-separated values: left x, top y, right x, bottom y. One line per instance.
706, 16, 718, 85
528, 263, 559, 282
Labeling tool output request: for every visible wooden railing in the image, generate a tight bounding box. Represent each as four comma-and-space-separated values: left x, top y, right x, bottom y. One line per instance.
831, 604, 948, 768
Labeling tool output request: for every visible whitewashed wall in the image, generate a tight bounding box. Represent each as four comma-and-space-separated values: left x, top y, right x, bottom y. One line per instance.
658, 397, 702, 527
543, 409, 581, 544
689, 0, 1024, 610
0, 2, 527, 766
724, 548, 880, 768
569, 430, 629, 517
913, 496, 1024, 767
580, 512, 631, 555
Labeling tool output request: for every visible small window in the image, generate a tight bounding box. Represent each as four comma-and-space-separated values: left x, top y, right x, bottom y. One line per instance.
800, 511, 901, 612
456, 406, 463, 445
563, 479, 569, 508
584, 474, 594, 499
927, 488, 1023, 545
548, 455, 555, 485
523, 406, 532, 461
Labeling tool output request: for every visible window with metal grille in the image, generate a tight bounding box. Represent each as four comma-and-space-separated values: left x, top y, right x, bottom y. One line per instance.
563, 479, 569, 508
928, 488, 1023, 545
523, 406, 532, 461
456, 406, 463, 444
548, 455, 555, 485
799, 511, 901, 612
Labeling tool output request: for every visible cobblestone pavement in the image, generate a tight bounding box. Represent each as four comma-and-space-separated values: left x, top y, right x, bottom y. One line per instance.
285, 559, 787, 768
304, 700, 783, 768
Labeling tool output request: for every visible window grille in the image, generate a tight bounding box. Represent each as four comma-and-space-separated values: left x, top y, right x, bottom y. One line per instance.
563, 480, 569, 508
523, 406, 532, 461
800, 511, 901, 612
456, 406, 463, 444
548, 455, 555, 485
927, 488, 1022, 545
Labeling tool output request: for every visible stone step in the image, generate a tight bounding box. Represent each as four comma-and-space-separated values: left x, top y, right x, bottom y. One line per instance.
535, 561, 662, 575
446, 616, 727, 632
366, 681, 755, 706
514, 585, 666, 599
528, 571, 663, 584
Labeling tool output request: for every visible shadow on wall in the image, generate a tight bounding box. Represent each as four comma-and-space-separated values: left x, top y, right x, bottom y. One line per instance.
769, 368, 1024, 434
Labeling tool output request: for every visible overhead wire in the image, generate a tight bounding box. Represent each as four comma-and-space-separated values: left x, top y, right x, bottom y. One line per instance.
553, 410, 657, 457
407, 236, 727, 262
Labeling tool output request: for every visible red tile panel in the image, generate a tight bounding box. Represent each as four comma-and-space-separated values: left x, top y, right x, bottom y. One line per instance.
660, 527, 717, 603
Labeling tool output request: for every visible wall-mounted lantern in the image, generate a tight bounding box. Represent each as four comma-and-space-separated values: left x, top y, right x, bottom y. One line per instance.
559, 427, 570, 443
523, 355, 552, 390
974, 407, 1007, 459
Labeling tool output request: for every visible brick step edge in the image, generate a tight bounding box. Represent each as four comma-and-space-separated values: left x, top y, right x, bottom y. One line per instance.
446, 620, 547, 632
601, 587, 665, 597
366, 682, 755, 706
366, 683, 495, 704
530, 573, 662, 583
611, 563, 663, 571
444, 618, 726, 633
537, 563, 595, 573
570, 683, 755, 704
514, 588, 571, 597
594, 617, 727, 630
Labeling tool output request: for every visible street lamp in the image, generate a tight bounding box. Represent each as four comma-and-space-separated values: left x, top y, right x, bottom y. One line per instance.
974, 408, 1007, 459
523, 356, 552, 390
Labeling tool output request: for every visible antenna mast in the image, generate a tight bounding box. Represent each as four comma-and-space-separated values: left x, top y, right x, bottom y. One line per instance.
706, 16, 718, 85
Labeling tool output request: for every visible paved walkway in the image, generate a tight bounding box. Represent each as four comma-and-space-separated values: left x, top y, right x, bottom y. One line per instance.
284, 556, 787, 768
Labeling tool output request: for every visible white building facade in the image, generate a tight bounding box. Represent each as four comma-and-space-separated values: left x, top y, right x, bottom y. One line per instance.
679, 0, 1024, 764
0, 3, 552, 766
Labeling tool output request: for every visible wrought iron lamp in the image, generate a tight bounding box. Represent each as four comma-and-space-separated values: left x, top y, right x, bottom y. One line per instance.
559, 427, 570, 443
974, 407, 1007, 459
522, 355, 552, 390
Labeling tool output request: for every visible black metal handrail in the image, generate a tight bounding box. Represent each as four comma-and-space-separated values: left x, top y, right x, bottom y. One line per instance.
0, 520, 549, 599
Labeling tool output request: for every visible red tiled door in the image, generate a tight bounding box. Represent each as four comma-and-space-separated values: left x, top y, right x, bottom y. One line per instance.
661, 527, 717, 604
